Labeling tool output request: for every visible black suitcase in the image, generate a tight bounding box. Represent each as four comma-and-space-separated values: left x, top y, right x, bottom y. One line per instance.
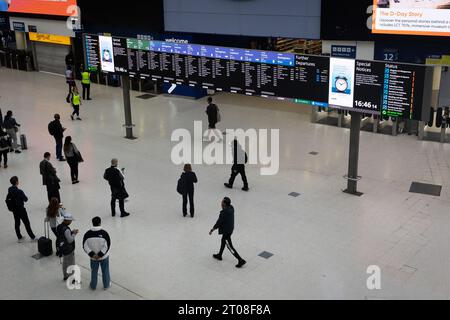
436, 108, 443, 128
428, 107, 435, 127
20, 134, 27, 150
38, 221, 53, 257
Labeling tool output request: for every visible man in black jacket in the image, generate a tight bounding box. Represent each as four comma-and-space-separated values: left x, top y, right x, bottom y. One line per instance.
209, 197, 246, 268
48, 114, 66, 161
103, 159, 130, 218
39, 152, 61, 203
224, 139, 249, 192
6, 176, 36, 242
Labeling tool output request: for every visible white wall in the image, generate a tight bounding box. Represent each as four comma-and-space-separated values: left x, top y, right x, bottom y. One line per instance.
9, 17, 74, 37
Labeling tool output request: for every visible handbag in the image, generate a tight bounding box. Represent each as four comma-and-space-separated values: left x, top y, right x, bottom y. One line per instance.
75, 151, 84, 163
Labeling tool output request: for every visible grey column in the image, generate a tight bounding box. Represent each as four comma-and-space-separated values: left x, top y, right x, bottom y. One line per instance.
344, 113, 363, 196
122, 74, 136, 139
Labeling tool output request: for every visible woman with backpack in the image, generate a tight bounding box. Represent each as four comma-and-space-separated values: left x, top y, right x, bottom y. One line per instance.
0, 128, 11, 168
177, 164, 198, 218
63, 136, 83, 184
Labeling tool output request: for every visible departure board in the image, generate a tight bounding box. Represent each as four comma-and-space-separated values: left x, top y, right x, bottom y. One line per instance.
84, 34, 429, 120
84, 34, 100, 72
381, 63, 425, 120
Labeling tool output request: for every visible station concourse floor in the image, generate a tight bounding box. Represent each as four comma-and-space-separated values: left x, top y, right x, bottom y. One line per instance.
1, 68, 450, 300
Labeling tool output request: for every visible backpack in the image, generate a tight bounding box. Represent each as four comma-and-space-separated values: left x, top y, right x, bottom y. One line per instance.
5, 192, 17, 212
48, 122, 55, 136
0, 136, 10, 150
56, 224, 74, 257
177, 174, 186, 195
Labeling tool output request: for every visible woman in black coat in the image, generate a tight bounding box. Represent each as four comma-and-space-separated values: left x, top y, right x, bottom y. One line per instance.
180, 164, 198, 218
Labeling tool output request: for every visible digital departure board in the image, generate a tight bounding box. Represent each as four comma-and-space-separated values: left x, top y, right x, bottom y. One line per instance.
381, 63, 425, 120
84, 34, 100, 72
83, 34, 429, 120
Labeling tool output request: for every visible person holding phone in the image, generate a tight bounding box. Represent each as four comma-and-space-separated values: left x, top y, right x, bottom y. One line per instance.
103, 159, 130, 218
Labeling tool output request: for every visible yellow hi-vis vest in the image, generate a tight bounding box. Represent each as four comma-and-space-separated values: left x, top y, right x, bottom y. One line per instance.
82, 72, 90, 84
72, 94, 81, 106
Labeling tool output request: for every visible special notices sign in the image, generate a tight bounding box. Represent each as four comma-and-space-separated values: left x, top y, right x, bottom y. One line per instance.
373, 0, 450, 36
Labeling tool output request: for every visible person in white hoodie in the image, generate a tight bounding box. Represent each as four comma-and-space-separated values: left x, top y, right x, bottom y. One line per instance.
83, 217, 111, 290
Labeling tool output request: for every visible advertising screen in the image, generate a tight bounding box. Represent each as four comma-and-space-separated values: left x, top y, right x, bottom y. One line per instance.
0, 0, 77, 16
373, 0, 450, 36
99, 36, 115, 73
329, 58, 356, 108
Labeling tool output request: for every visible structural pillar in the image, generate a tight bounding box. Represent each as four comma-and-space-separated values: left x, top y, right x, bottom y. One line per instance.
122, 74, 136, 139
344, 113, 363, 196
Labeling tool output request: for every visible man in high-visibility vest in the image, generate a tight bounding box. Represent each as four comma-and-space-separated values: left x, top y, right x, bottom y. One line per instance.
71, 88, 82, 121
81, 70, 92, 100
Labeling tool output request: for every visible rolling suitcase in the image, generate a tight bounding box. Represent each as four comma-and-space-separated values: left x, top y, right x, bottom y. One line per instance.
20, 134, 27, 150
38, 221, 53, 257
436, 108, 443, 128
428, 107, 435, 127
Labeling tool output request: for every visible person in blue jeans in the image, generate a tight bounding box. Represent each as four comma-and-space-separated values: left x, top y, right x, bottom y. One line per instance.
82, 217, 111, 290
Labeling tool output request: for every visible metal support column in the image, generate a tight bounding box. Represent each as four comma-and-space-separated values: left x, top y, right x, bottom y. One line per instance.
122, 74, 136, 140
344, 113, 363, 196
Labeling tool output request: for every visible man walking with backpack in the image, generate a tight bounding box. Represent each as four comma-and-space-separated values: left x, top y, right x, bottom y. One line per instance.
6, 176, 37, 242
56, 213, 78, 281
40, 152, 62, 203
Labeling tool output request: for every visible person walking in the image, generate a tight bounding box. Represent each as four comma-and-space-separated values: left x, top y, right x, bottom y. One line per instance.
81, 69, 92, 100
3, 110, 21, 153
40, 152, 61, 203
103, 159, 130, 218
56, 213, 78, 281
0, 128, 10, 168
83, 217, 111, 290
224, 139, 249, 191
63, 136, 83, 184
70, 87, 82, 121
205, 97, 221, 142
46, 197, 64, 238
48, 114, 66, 161
178, 164, 198, 218
6, 176, 37, 242
65, 65, 75, 98
209, 197, 246, 268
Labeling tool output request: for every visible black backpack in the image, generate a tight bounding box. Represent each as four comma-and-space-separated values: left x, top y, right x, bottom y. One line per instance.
0, 136, 9, 149
5, 192, 17, 212
48, 122, 55, 136
56, 224, 74, 257
177, 174, 186, 195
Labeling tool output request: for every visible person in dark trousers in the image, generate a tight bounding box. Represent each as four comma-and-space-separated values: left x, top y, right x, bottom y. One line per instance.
179, 164, 198, 218
48, 114, 66, 161
205, 97, 220, 142
65, 65, 75, 97
3, 110, 21, 153
6, 176, 36, 242
83, 217, 111, 290
224, 139, 249, 191
0, 128, 10, 168
81, 69, 92, 100
63, 136, 82, 184
103, 159, 130, 218
57, 213, 78, 281
209, 197, 246, 268
70, 87, 82, 121
40, 152, 61, 203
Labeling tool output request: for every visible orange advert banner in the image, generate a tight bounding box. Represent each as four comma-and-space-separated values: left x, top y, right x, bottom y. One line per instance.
373, 0, 450, 36
0, 0, 77, 17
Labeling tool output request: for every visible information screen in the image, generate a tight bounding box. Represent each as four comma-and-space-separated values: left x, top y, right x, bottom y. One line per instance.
381, 63, 425, 120
112, 37, 128, 74
373, 0, 450, 36
99, 36, 115, 73
329, 58, 356, 109
84, 34, 100, 72
84, 34, 429, 120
